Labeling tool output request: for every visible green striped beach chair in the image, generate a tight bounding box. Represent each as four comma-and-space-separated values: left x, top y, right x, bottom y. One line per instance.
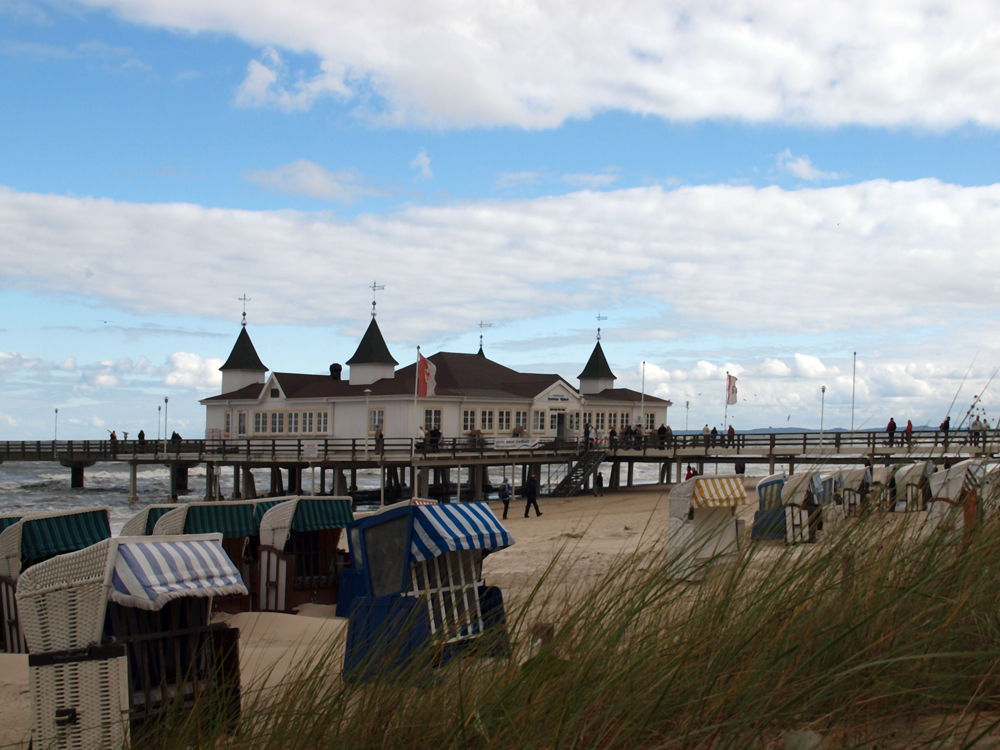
258, 496, 354, 613
0, 506, 111, 653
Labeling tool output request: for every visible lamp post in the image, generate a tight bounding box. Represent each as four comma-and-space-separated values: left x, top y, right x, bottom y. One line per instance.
54, 408, 58, 442
685, 400, 690, 434
164, 397, 169, 449
820, 385, 827, 448
364, 389, 372, 460
158, 405, 162, 441
639, 360, 646, 432
851, 351, 856, 434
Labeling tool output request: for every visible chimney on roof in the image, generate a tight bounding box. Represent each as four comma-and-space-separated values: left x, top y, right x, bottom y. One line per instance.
329, 363, 342, 380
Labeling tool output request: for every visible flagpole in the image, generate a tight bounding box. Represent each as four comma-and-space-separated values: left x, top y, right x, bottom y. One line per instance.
724, 371, 729, 429
412, 345, 420, 459
639, 361, 645, 431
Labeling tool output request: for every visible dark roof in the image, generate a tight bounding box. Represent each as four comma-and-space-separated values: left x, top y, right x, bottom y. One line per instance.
204, 351, 570, 402
578, 342, 616, 381
220, 327, 268, 372
587, 387, 670, 405
346, 318, 398, 366
201, 383, 265, 403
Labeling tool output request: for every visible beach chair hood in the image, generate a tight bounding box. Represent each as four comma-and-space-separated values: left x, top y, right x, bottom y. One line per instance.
110, 535, 248, 611
259, 496, 354, 550
408, 502, 513, 563
756, 475, 785, 512
782, 473, 822, 507
669, 477, 747, 518
928, 458, 987, 501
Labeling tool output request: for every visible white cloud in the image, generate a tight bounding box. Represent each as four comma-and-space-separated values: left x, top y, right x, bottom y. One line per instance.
90, 415, 105, 427
410, 150, 432, 180
244, 160, 383, 202
561, 168, 620, 189
794, 353, 827, 379
0, 413, 16, 427
777, 149, 840, 181
5, 177, 1000, 351
162, 353, 223, 390
69, 0, 1000, 129
497, 171, 545, 189
234, 47, 349, 111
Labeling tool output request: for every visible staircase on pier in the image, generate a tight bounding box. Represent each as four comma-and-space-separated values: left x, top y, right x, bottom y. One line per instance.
549, 448, 607, 497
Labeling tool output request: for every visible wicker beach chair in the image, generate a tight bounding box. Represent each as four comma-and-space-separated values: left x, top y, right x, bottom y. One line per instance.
257, 496, 354, 612
781, 473, 822, 545
840, 466, 871, 515
893, 460, 934, 512
667, 477, 749, 577
119, 504, 178, 536
751, 474, 786, 541
926, 458, 988, 536
16, 534, 246, 750
341, 500, 513, 682
1, 506, 111, 654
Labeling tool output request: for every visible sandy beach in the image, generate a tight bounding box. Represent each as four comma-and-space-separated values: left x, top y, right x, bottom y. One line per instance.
0, 484, 755, 747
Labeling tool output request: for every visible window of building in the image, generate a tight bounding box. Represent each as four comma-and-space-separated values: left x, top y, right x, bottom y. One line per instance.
498, 410, 511, 431
317, 411, 328, 433
270, 388, 279, 398
608, 412, 617, 429
254, 412, 265, 434
463, 409, 476, 432
621, 412, 630, 427
533, 410, 546, 431
569, 412, 580, 431
481, 409, 494, 431
550, 411, 560, 430
424, 409, 442, 430
515, 410, 528, 430
224, 412, 231, 435
645, 413, 656, 430
271, 412, 284, 434
595, 412, 605, 430
302, 412, 314, 433
238, 411, 247, 436
368, 409, 384, 434
288, 411, 299, 433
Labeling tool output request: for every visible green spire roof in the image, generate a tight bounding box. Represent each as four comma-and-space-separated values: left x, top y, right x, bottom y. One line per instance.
578, 341, 616, 381
219, 327, 268, 372
346, 318, 398, 366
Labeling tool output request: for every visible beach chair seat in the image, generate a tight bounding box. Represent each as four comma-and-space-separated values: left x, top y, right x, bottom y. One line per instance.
342, 500, 513, 682
16, 534, 246, 749
258, 497, 353, 612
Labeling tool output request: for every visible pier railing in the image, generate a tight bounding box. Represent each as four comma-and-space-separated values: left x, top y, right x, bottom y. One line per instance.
0, 429, 992, 465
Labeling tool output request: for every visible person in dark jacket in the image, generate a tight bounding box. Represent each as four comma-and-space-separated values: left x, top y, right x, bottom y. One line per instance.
886, 417, 897, 447
524, 474, 542, 517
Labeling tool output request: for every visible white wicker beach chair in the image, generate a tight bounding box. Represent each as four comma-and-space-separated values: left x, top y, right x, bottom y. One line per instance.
119, 505, 177, 537
667, 477, 747, 579
17, 534, 246, 750
926, 458, 987, 535
781, 473, 821, 545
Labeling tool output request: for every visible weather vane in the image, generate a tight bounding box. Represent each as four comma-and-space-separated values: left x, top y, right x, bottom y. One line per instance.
595, 312, 608, 340
238, 294, 251, 327
477, 320, 493, 349
370, 280, 385, 318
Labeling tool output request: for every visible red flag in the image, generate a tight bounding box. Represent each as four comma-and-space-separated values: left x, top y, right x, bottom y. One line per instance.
418, 353, 437, 397
726, 374, 738, 406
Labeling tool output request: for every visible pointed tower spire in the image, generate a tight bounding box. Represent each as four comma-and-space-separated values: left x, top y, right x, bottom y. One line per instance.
219, 326, 268, 394
347, 317, 398, 385
579, 317, 616, 395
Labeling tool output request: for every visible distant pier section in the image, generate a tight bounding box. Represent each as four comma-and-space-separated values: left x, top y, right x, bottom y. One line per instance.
0, 429, 991, 503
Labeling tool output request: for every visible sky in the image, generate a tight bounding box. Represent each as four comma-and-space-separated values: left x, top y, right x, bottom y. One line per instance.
2, 0, 1000, 439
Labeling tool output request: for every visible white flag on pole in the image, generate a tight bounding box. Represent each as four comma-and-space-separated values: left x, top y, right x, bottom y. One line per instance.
726, 374, 738, 406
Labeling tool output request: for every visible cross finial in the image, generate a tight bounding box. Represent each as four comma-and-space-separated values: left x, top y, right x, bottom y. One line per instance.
595, 312, 607, 340
369, 280, 385, 318
238, 294, 251, 327
477, 321, 492, 350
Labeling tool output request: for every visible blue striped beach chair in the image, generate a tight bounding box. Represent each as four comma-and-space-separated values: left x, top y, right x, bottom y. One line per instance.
751, 475, 786, 541
340, 500, 514, 682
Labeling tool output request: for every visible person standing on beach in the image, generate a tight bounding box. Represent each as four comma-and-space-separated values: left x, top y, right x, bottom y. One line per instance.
499, 477, 511, 519
524, 473, 541, 517
594, 471, 604, 497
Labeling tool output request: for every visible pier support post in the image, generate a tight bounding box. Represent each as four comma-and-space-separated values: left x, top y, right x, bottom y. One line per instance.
204, 463, 216, 501
175, 466, 189, 493
676, 457, 682, 484
270, 468, 284, 497
242, 466, 257, 500
128, 462, 138, 502
71, 465, 85, 489
627, 461, 634, 487
169, 465, 178, 501
769, 457, 776, 475
473, 466, 484, 501
320, 467, 327, 495
350, 469, 357, 492
233, 465, 241, 498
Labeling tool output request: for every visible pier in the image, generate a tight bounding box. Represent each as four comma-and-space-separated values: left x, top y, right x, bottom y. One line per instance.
0, 428, 992, 503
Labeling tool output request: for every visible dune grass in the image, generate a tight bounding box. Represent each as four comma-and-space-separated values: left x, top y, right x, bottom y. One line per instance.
159, 501, 1000, 750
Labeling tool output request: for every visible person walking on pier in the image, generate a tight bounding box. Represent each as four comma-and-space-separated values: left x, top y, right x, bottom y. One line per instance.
886, 417, 897, 447
940, 415, 951, 441
727, 424, 735, 447
499, 477, 511, 519
524, 473, 541, 517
